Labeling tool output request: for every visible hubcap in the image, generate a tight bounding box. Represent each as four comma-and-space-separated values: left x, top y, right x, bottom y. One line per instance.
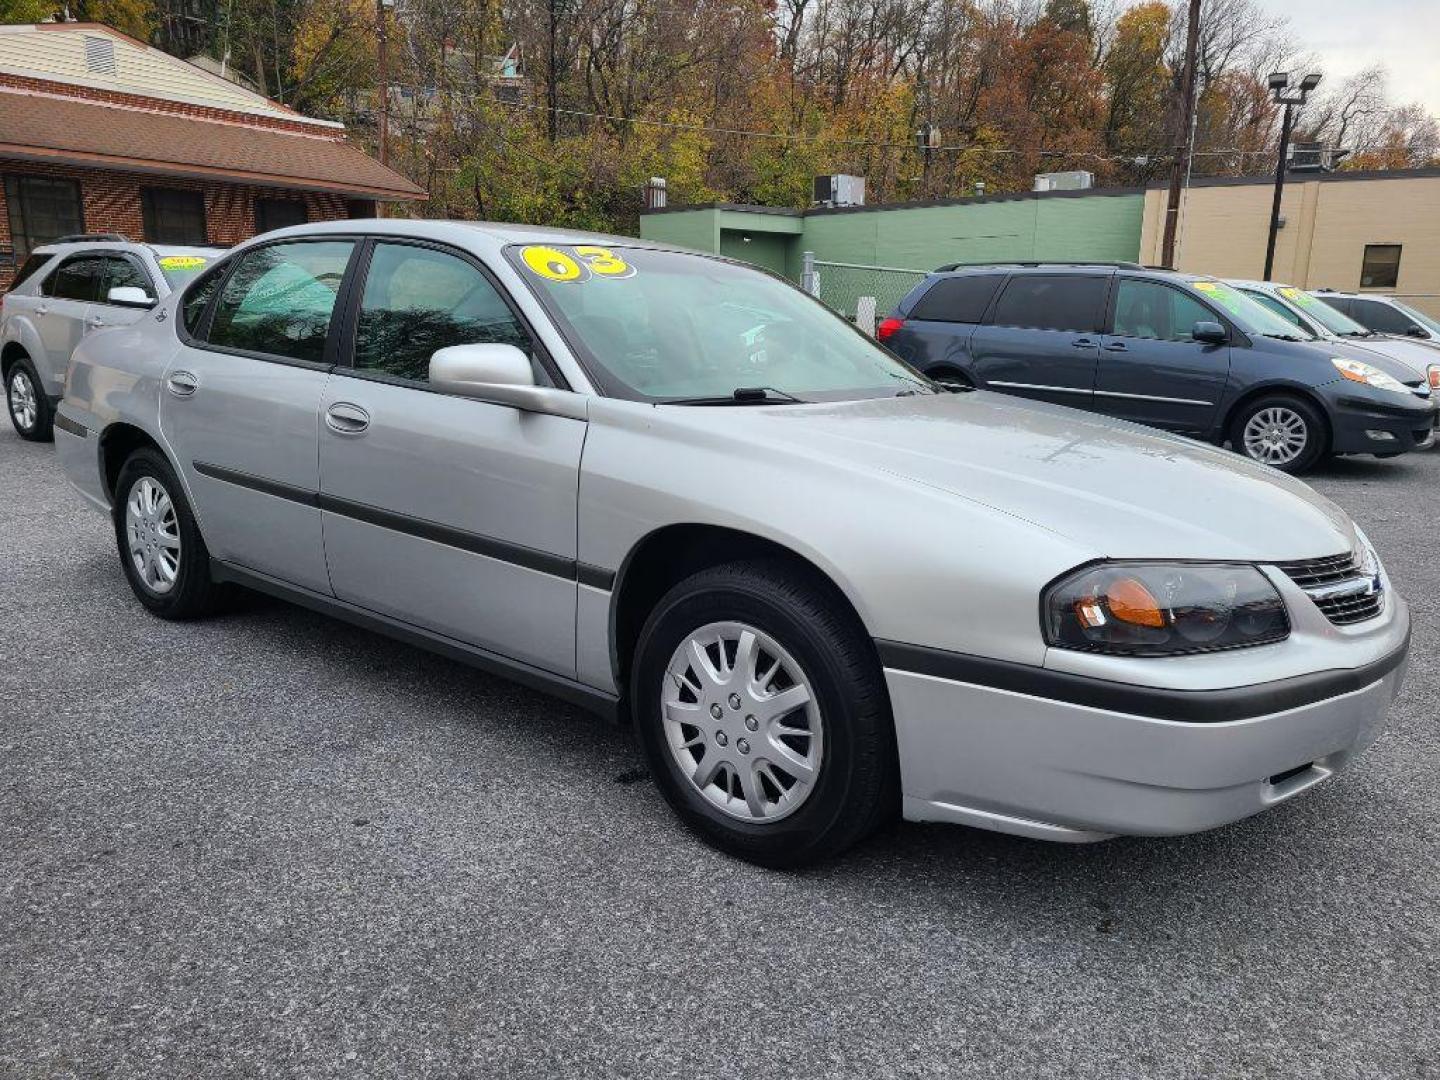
124, 476, 181, 595
8, 371, 37, 431
1242, 407, 1309, 465
661, 621, 823, 823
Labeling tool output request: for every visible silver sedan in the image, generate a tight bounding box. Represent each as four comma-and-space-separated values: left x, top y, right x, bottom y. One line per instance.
53, 220, 1410, 865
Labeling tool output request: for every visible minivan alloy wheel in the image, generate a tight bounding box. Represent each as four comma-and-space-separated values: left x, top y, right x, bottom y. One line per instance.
8, 370, 37, 432
1242, 406, 1309, 466
661, 620, 824, 823
125, 476, 182, 594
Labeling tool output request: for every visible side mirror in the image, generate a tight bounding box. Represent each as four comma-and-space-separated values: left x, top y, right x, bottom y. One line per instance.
1192, 320, 1228, 345
107, 285, 155, 308
428, 343, 585, 419
1405, 324, 1428, 339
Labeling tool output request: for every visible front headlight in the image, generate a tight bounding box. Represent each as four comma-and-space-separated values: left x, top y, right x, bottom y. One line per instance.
1043, 562, 1290, 656
1331, 357, 1409, 394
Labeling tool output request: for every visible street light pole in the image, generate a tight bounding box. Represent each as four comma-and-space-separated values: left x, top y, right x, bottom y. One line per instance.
1262, 71, 1320, 282
1262, 102, 1294, 281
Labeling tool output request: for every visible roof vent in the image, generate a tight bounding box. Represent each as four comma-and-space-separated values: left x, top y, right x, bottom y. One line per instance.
84, 36, 117, 76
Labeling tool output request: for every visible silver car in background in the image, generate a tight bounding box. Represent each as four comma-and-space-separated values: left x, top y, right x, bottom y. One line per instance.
53, 221, 1411, 865
2, 235, 218, 440
1230, 279, 1440, 397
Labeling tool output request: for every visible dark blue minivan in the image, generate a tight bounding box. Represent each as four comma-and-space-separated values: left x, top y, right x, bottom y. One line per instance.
880, 263, 1436, 473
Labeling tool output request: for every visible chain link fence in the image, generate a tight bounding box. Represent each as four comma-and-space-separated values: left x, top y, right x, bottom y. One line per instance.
803, 255, 929, 334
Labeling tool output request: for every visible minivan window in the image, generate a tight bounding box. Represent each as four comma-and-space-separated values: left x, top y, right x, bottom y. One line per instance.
206, 240, 354, 364
354, 242, 533, 383
1188, 280, 1313, 340
909, 274, 1004, 323
1241, 290, 1307, 331
43, 256, 105, 301
990, 275, 1105, 333
1349, 298, 1414, 335
1112, 279, 1216, 342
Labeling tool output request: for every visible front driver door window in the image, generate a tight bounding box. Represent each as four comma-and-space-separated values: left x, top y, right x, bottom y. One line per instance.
1098, 279, 1230, 433
318, 240, 582, 673
162, 239, 357, 594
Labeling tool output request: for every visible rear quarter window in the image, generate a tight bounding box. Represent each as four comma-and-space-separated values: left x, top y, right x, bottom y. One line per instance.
908, 275, 1004, 323
7, 253, 51, 292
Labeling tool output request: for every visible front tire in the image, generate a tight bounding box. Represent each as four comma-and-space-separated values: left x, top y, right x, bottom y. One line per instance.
6, 359, 53, 441
113, 448, 224, 619
1230, 394, 1327, 474
632, 560, 897, 867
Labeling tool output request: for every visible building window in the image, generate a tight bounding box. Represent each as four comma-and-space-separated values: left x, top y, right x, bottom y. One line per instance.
3, 175, 84, 261
256, 198, 308, 234
142, 187, 208, 245
1360, 244, 1401, 290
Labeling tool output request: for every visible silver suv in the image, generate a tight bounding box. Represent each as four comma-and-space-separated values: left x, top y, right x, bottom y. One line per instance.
1315, 291, 1440, 345
51, 220, 1411, 865
2, 235, 218, 439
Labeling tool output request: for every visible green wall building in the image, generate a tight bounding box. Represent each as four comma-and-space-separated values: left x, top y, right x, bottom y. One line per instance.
639, 188, 1147, 318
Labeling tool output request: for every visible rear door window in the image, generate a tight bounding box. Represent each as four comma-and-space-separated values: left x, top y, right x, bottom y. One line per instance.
990, 275, 1105, 332
909, 275, 1004, 323
43, 255, 105, 301
205, 240, 355, 364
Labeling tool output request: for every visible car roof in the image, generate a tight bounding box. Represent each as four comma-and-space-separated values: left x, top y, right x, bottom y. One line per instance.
242, 218, 680, 255
32, 240, 224, 259
1310, 290, 1383, 301
927, 262, 1214, 286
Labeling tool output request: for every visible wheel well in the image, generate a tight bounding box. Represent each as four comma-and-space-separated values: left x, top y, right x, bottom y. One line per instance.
609, 524, 866, 697
1222, 386, 1332, 451
1, 341, 28, 381
98, 423, 163, 502
927, 364, 972, 385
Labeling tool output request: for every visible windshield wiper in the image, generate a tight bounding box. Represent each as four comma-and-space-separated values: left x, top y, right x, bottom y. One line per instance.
667, 386, 810, 406
1262, 333, 1306, 342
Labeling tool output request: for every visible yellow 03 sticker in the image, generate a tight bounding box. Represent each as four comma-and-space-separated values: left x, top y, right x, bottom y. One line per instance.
573, 245, 635, 278
159, 255, 208, 271
521, 245, 586, 282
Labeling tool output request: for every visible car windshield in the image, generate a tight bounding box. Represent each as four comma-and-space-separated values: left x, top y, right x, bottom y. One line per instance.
156, 254, 213, 288
1388, 298, 1440, 337
1189, 280, 1316, 340
1277, 287, 1371, 336
506, 244, 933, 402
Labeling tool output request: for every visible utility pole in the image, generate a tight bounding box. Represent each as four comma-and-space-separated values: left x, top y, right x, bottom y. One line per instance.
547, 0, 559, 143
376, 0, 389, 167
1160, 0, 1201, 269
1262, 72, 1320, 281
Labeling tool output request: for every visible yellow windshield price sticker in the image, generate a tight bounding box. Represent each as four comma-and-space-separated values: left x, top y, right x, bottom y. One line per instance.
159, 255, 207, 271
1193, 281, 1217, 292
520, 244, 634, 283
1279, 287, 1301, 299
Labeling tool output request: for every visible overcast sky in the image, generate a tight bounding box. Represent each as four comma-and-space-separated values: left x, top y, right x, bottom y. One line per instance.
1274, 0, 1440, 114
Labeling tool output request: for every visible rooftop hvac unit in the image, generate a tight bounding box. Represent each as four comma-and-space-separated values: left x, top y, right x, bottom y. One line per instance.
1033, 170, 1094, 192
813, 174, 866, 207
1288, 142, 1348, 173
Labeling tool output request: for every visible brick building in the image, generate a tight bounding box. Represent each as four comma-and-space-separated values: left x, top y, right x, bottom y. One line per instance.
0, 22, 425, 288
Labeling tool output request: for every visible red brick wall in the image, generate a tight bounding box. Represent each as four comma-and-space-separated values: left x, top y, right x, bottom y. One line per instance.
1, 160, 355, 286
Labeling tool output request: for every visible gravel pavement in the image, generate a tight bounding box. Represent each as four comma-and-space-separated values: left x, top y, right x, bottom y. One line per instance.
1, 424, 1437, 1079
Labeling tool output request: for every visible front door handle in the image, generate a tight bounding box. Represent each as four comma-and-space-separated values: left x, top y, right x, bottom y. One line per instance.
1104, 341, 1128, 352
87, 315, 106, 329
35, 304, 49, 316
325, 402, 371, 435
166, 370, 198, 397
1072, 338, 1098, 348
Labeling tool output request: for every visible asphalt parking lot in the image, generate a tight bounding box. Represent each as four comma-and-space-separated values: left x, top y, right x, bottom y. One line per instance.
1, 425, 1437, 1080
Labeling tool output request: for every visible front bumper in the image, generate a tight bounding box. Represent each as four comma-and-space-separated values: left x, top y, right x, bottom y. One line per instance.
884, 598, 1410, 843
1331, 395, 1435, 454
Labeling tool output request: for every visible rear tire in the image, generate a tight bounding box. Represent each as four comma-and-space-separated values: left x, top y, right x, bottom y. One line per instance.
1229, 394, 1327, 474
113, 448, 224, 619
632, 559, 898, 867
6, 358, 53, 441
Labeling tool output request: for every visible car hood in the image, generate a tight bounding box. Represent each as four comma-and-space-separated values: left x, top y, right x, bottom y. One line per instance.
717, 392, 1357, 562
1333, 334, 1440, 379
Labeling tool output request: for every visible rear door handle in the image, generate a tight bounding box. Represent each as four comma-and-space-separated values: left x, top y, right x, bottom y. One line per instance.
325, 402, 371, 435
1072, 338, 1098, 348
1104, 341, 1128, 352
35, 304, 49, 316
87, 315, 106, 329
166, 370, 198, 397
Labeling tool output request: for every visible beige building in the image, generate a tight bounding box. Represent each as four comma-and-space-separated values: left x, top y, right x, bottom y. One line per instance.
1139, 169, 1440, 318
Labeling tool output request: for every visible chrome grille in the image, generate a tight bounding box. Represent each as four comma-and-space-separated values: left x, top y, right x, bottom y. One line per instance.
1274, 551, 1385, 626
